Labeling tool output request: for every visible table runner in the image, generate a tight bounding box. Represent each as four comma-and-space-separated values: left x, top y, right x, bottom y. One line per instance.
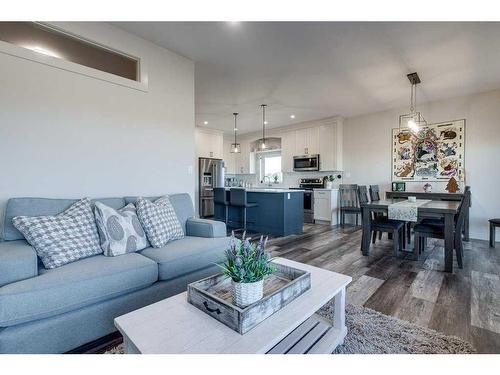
387, 200, 432, 222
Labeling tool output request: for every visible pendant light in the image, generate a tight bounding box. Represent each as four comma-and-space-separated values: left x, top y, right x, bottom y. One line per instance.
230, 112, 241, 153
399, 72, 427, 133
258, 104, 267, 151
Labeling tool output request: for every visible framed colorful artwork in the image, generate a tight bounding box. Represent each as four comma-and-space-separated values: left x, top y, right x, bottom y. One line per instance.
391, 119, 465, 182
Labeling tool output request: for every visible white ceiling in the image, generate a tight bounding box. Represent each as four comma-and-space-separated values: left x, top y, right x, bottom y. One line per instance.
114, 22, 500, 134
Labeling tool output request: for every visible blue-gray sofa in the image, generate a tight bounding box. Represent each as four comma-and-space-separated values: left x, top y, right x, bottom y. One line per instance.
0, 194, 229, 353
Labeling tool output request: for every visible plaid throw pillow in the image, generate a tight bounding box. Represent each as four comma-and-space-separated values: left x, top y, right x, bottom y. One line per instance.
136, 196, 184, 248
12, 198, 102, 269
94, 202, 149, 256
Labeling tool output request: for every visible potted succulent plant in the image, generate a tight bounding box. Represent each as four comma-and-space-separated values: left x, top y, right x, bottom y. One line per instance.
218, 232, 275, 307
324, 174, 342, 189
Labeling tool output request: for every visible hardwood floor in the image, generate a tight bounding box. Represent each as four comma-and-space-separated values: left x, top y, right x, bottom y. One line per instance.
79, 223, 499, 354
263, 223, 500, 353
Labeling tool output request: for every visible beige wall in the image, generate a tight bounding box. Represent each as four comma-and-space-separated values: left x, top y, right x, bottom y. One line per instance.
0, 23, 195, 236
343, 89, 500, 240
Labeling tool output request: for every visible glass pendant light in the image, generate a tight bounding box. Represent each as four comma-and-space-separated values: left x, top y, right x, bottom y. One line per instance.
399, 72, 427, 133
230, 112, 241, 153
257, 104, 267, 151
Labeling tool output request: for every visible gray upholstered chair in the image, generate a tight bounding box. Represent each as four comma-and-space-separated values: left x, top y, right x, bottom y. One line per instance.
229, 188, 258, 231
214, 187, 229, 224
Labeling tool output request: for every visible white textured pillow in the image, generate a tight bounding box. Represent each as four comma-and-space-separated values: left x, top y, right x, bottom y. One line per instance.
12, 198, 102, 269
94, 202, 150, 256
136, 196, 184, 248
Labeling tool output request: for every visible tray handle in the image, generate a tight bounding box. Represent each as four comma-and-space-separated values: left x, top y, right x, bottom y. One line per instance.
203, 301, 222, 315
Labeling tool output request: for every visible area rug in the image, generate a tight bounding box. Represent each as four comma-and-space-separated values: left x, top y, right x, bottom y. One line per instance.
104, 303, 475, 354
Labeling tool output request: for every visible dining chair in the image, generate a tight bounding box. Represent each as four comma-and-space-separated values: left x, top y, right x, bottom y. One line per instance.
368, 184, 385, 241
412, 190, 470, 266
357, 185, 405, 256
369, 185, 380, 201
339, 184, 361, 228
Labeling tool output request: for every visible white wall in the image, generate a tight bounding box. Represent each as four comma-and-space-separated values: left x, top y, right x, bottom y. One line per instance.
343, 89, 500, 240
0, 23, 195, 235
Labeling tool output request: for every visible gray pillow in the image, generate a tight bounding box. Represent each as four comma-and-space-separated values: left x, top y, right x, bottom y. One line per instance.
94, 202, 150, 256
136, 196, 184, 248
12, 198, 102, 269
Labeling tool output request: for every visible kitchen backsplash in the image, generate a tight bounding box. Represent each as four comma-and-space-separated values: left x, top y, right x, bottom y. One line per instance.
225, 171, 343, 188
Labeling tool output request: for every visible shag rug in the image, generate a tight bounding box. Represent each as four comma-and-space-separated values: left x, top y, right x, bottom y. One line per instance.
105, 303, 475, 354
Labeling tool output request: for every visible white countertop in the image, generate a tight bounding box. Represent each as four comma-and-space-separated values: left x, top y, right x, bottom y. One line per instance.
313, 188, 339, 191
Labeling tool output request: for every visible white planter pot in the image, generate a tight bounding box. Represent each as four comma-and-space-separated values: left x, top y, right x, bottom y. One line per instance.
325, 181, 334, 189
232, 279, 264, 307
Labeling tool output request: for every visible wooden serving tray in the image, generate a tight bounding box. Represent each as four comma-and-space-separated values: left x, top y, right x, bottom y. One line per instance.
187, 262, 311, 334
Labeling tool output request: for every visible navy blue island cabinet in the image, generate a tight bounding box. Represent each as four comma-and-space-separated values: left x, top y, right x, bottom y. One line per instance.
214, 189, 304, 237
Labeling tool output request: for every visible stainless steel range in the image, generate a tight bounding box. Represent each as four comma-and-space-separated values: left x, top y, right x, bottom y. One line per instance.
290, 178, 324, 223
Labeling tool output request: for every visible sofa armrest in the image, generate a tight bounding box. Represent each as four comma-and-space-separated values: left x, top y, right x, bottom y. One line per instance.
185, 218, 226, 238
0, 240, 38, 287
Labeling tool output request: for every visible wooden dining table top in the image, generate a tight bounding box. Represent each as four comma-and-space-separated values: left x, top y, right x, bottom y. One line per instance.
361, 199, 461, 214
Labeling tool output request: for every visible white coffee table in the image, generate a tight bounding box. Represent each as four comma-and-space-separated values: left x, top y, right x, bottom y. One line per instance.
114, 258, 351, 354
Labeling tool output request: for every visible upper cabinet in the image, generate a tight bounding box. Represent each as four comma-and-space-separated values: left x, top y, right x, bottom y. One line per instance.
222, 138, 255, 175
319, 119, 343, 171
223, 139, 237, 174
195, 128, 224, 159
295, 127, 319, 156
279, 117, 343, 172
281, 131, 296, 173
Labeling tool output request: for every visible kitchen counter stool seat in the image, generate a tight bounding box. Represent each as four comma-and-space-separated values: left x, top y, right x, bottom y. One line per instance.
214, 187, 229, 224
229, 188, 258, 231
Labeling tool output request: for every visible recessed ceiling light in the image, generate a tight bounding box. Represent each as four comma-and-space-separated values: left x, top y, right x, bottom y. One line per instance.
234, 128, 238, 131
203, 121, 208, 125
290, 114, 295, 119
264, 121, 268, 125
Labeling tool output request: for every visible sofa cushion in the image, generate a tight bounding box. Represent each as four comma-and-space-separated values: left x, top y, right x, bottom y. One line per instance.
3, 197, 126, 241
12, 198, 103, 269
139, 236, 230, 281
124, 193, 194, 233
94, 202, 149, 256
0, 252, 158, 327
136, 196, 184, 248
0, 240, 38, 287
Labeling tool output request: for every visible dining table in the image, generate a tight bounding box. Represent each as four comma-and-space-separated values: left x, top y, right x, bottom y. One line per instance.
360, 199, 461, 273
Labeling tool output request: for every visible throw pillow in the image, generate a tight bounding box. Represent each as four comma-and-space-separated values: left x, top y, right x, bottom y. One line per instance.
94, 202, 150, 256
136, 196, 184, 248
12, 198, 102, 269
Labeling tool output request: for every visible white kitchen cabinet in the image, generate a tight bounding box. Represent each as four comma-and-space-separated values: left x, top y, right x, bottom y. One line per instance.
281, 130, 296, 173
195, 128, 224, 159
319, 120, 343, 171
295, 127, 319, 156
225, 139, 255, 175
313, 189, 339, 225
223, 139, 237, 174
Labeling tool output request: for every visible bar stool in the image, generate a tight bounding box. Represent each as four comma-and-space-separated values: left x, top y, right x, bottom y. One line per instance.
490, 218, 500, 248
214, 187, 229, 224
229, 188, 258, 231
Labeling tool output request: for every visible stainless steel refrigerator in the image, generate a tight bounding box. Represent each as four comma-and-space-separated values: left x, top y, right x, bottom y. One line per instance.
199, 157, 224, 218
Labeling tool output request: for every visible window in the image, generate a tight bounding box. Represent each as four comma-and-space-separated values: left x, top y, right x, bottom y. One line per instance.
259, 151, 283, 184
0, 22, 139, 81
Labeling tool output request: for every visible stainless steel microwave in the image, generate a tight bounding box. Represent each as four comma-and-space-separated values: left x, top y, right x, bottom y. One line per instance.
293, 154, 320, 171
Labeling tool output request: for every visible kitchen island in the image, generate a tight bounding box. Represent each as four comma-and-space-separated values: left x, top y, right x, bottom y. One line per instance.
214, 189, 304, 236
